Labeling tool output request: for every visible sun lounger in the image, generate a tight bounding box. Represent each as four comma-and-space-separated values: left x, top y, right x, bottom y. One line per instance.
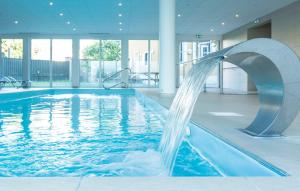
0, 76, 22, 89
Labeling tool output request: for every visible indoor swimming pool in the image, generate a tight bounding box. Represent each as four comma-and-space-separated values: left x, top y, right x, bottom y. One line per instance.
0, 89, 285, 177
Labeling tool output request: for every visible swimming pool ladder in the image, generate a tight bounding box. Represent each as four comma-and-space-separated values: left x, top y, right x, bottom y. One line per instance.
102, 68, 132, 89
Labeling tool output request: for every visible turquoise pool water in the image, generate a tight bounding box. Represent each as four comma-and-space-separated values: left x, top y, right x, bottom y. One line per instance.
0, 89, 285, 177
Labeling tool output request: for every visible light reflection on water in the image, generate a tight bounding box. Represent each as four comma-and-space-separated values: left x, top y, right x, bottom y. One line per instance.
0, 93, 220, 177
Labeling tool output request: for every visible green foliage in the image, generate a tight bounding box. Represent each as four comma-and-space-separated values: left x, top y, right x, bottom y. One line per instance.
82, 42, 101, 60
1, 39, 121, 61
102, 40, 121, 61
1, 39, 23, 59
82, 40, 121, 61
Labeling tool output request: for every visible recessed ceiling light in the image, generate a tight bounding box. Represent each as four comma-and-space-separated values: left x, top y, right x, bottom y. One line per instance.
118, 13, 122, 17
177, 14, 181, 17
119, 28, 123, 31
118, 2, 123, 6
49, 2, 54, 6
235, 14, 239, 18
66, 21, 71, 25
210, 29, 214, 32
119, 22, 123, 25
59, 13, 64, 16
73, 28, 77, 31
254, 19, 260, 24
221, 22, 225, 26
14, 20, 19, 24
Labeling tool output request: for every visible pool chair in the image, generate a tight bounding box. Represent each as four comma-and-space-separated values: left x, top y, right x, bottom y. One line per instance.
0, 76, 22, 89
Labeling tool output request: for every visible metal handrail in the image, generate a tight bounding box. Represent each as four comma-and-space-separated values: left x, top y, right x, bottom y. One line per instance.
138, 72, 157, 82
179, 58, 202, 65
102, 68, 132, 89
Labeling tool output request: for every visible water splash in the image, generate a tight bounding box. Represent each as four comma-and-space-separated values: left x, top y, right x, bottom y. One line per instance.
159, 56, 223, 174
97, 149, 167, 176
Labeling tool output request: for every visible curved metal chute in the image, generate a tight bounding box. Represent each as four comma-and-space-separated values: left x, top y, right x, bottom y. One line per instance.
204, 38, 300, 136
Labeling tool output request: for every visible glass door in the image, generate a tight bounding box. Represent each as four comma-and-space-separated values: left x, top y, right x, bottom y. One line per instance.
31, 39, 51, 87
101, 40, 121, 87
128, 40, 149, 87
128, 40, 159, 88
178, 40, 220, 88
203, 40, 220, 89
1, 39, 23, 81
178, 42, 198, 85
80, 40, 101, 87
149, 40, 159, 87
52, 39, 72, 87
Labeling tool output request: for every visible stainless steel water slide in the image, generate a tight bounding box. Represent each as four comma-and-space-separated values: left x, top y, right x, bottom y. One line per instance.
204, 38, 300, 136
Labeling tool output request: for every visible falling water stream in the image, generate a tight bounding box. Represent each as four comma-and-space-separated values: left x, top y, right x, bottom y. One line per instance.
159, 56, 224, 174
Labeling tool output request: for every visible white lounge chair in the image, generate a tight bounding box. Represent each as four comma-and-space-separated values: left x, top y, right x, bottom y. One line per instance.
0, 76, 22, 89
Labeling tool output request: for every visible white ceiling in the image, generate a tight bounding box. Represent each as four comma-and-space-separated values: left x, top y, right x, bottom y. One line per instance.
0, 0, 297, 36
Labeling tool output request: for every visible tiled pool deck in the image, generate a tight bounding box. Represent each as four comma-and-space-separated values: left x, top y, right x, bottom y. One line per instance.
0, 177, 299, 191
140, 89, 300, 176
1, 88, 300, 191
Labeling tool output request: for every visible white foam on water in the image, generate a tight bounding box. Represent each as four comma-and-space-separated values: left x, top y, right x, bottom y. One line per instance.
98, 149, 168, 176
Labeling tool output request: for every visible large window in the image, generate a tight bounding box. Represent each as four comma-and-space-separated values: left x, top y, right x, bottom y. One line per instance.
178, 40, 220, 88
0, 39, 23, 80
80, 40, 101, 87
128, 40, 159, 88
52, 39, 72, 87
80, 40, 121, 88
101, 40, 121, 87
149, 40, 159, 87
31, 39, 72, 87
179, 42, 198, 85
31, 39, 51, 87
203, 40, 219, 88
1, 38, 161, 88
129, 40, 148, 87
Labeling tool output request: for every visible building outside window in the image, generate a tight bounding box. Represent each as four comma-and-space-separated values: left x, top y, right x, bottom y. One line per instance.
178, 40, 220, 89
128, 40, 159, 88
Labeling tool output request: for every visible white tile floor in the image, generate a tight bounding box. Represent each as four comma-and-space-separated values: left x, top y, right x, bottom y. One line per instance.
0, 178, 80, 191
1, 88, 300, 191
1, 177, 300, 191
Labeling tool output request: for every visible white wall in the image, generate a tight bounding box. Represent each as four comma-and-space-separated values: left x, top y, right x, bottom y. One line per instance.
272, 1, 300, 56
223, 27, 247, 48
222, 0, 300, 93
223, 0, 300, 55
222, 28, 248, 93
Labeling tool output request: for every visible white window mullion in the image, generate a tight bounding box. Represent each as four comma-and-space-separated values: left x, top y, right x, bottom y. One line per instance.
50, 39, 53, 88
147, 40, 151, 87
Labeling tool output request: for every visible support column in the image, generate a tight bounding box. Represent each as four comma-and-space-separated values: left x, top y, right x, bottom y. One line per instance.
219, 39, 224, 94
121, 39, 129, 85
22, 36, 31, 87
72, 38, 80, 88
159, 0, 176, 94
